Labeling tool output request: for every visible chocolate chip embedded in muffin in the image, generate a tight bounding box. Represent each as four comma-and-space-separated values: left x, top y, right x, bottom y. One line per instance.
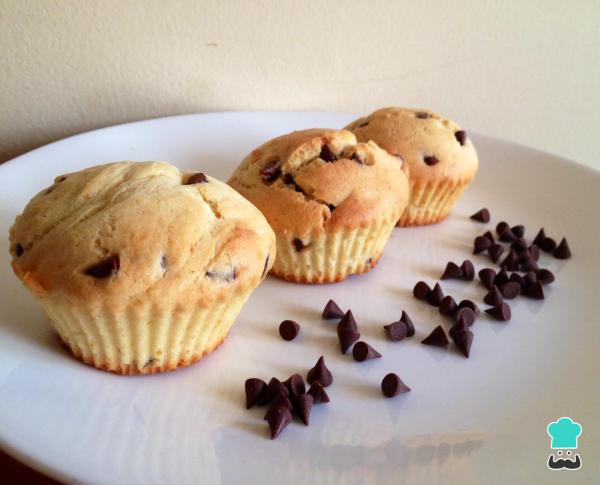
319, 145, 337, 162
454, 130, 467, 146
84, 255, 120, 279
186, 172, 208, 184
423, 155, 439, 166
293, 238, 306, 252
259, 160, 281, 183
14, 243, 24, 257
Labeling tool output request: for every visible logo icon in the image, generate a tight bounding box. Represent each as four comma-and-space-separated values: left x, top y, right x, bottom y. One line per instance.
547, 417, 582, 470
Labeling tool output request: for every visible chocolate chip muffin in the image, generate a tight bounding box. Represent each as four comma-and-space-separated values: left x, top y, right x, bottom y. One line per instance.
9, 161, 275, 374
228, 129, 409, 283
345, 107, 478, 226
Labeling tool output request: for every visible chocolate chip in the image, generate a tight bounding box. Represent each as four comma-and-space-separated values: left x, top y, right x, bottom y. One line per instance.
460, 260, 475, 280
522, 281, 545, 299
322, 299, 344, 320
384, 321, 407, 341
245, 378, 267, 409
509, 272, 526, 289
357, 120, 370, 128
500, 250, 519, 271
320, 145, 337, 162
529, 244, 540, 261
511, 238, 528, 252
478, 268, 497, 289
352, 341, 382, 362
493, 269, 509, 287
413, 281, 431, 300
441, 262, 462, 280
540, 237, 557, 253
482, 231, 495, 244
473, 235, 492, 254
337, 310, 358, 332
533, 228, 546, 246
293, 238, 305, 252
416, 111, 430, 119
519, 258, 539, 272
14, 243, 24, 257
307, 356, 333, 387
259, 161, 281, 182
536, 269, 555, 285
327, 204, 336, 212
265, 392, 293, 415
470, 208, 490, 223
485, 302, 511, 321
458, 299, 480, 317
451, 327, 473, 358
496, 221, 509, 235
511, 225, 525, 238
262, 378, 290, 405
524, 271, 538, 287
400, 311, 415, 337
350, 153, 365, 165
381, 373, 411, 397
455, 130, 467, 146
449, 321, 469, 341
307, 381, 330, 404
84, 255, 120, 278
265, 405, 292, 439
498, 227, 516, 243
423, 155, 439, 166
426, 283, 444, 306
283, 374, 306, 397
283, 173, 295, 185
500, 281, 521, 299
160, 254, 168, 270
338, 327, 360, 354
483, 285, 503, 306
553, 238, 571, 259
186, 173, 208, 184
56, 175, 67, 183
261, 255, 270, 279
294, 394, 313, 425
205, 267, 236, 282
488, 244, 504, 263
455, 307, 475, 326
439, 295, 458, 316
421, 325, 449, 347
279, 320, 300, 341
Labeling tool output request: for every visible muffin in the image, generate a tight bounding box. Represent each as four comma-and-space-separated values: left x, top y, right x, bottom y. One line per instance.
345, 107, 478, 226
9, 161, 275, 374
228, 129, 409, 283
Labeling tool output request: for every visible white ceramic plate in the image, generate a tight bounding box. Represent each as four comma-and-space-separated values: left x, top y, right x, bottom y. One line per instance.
0, 113, 598, 485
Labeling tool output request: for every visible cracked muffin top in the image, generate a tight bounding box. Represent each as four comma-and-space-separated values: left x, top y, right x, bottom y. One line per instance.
9, 161, 276, 309
227, 129, 409, 236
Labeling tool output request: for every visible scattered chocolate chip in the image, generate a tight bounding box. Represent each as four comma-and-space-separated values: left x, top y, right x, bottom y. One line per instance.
423, 155, 439, 166
511, 238, 528, 252
500, 250, 519, 271
522, 281, 545, 299
186, 173, 208, 184
413, 281, 431, 300
553, 238, 571, 259
496, 221, 509, 236
337, 310, 358, 332
483, 285, 503, 306
338, 328, 360, 354
473, 235, 492, 254
307, 356, 333, 387
455, 130, 467, 146
500, 281, 521, 299
320, 145, 338, 162
352, 341, 382, 362
441, 262, 462, 280
455, 307, 476, 326
449, 321, 469, 341
439, 295, 458, 316
533, 228, 546, 246
283, 374, 306, 397
262, 378, 290, 405
245, 378, 267, 409
294, 394, 313, 425
307, 381, 330, 404
421, 325, 449, 347
84, 255, 120, 278
259, 161, 281, 182
416, 111, 430, 119
451, 327, 474, 358
509, 272, 526, 289
400, 311, 415, 337
460, 260, 475, 280
493, 269, 509, 287
529, 244, 540, 261
293, 238, 305, 252
479, 268, 497, 289
427, 283, 445, 306
511, 225, 525, 238
540, 237, 557, 253
384, 321, 407, 341
266, 392, 293, 415
279, 320, 300, 341
488, 244, 504, 263
322, 299, 344, 320
498, 227, 516, 243
520, 258, 539, 272
524, 271, 538, 287
265, 405, 292, 439
350, 152, 365, 164
381, 373, 411, 397
15, 243, 24, 257
458, 300, 480, 317
485, 302, 511, 321
470, 208, 490, 223
536, 269, 555, 285
482, 231, 495, 244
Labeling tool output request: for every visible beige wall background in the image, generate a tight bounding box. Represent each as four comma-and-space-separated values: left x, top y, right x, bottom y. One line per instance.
1, 0, 599, 167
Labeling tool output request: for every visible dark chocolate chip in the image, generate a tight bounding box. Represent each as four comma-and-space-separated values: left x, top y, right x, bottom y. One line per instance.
84, 255, 120, 278
524, 271, 538, 287
511, 238, 528, 252
499, 281, 521, 299
441, 262, 462, 280
529, 244, 540, 261
522, 281, 545, 299
384, 321, 407, 341
458, 299, 480, 317
15, 243, 24, 257
381, 373, 411, 397
427, 283, 444, 306
496, 221, 509, 236
533, 228, 546, 246
482, 231, 495, 244
536, 269, 555, 285
540, 237, 557, 253
509, 272, 526, 289
307, 381, 330, 404
488, 244, 504, 263
553, 238, 571, 259
265, 392, 293, 416
186, 173, 208, 184
283, 374, 306, 397
322, 299, 345, 320
485, 302, 511, 321
511, 225, 525, 238
261, 378, 290, 405
478, 268, 497, 289
498, 227, 516, 243
460, 260, 475, 280
294, 394, 313, 425
421, 325, 449, 347
338, 328, 360, 354
400, 311, 415, 337
473, 235, 492, 254
455, 307, 475, 327
352, 341, 382, 362
519, 258, 539, 272
283, 173, 295, 185
350, 152, 365, 165
245, 378, 267, 409
320, 145, 338, 162
500, 250, 519, 271
455, 130, 467, 146
327, 204, 336, 211
337, 310, 358, 332
451, 328, 473, 358
439, 295, 458, 316
470, 208, 490, 223
259, 161, 281, 182
279, 320, 300, 341
265, 405, 292, 439
416, 111, 430, 119
307, 356, 333, 387
449, 321, 469, 340
423, 155, 439, 166
293, 238, 305, 252
357, 120, 370, 128
483, 285, 504, 306
413, 281, 431, 300
493, 269, 509, 287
